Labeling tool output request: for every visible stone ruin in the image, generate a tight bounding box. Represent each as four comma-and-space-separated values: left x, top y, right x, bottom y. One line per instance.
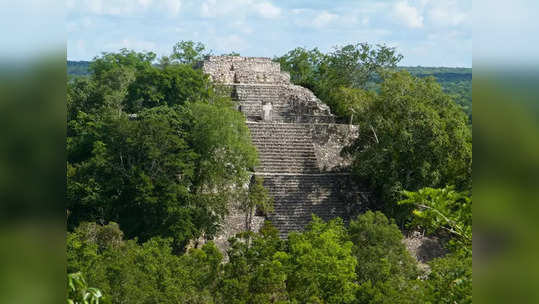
202, 56, 367, 241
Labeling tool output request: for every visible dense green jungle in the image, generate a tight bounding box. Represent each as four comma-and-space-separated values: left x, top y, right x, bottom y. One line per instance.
67, 41, 471, 304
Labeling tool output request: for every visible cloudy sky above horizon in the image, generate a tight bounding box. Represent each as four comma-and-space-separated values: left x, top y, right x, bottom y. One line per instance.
67, 0, 472, 67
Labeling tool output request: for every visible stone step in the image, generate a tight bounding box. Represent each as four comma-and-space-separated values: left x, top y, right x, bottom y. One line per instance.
246, 122, 311, 127
256, 147, 314, 151
257, 150, 315, 154
250, 129, 311, 133
253, 138, 312, 142
255, 146, 313, 150
259, 159, 318, 164
251, 134, 311, 138
252, 137, 312, 141
259, 158, 318, 163
259, 163, 318, 168
257, 166, 319, 171
258, 161, 318, 165
258, 167, 320, 171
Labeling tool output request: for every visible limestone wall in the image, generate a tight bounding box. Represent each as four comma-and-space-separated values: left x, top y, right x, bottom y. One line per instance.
213, 205, 265, 253
279, 84, 334, 123
202, 56, 286, 84
311, 124, 358, 172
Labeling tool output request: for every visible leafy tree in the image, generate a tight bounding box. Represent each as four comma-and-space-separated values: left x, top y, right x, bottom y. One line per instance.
346, 71, 472, 220
223, 52, 241, 56
218, 222, 288, 304
67, 222, 222, 304
425, 252, 472, 304
240, 176, 273, 233
318, 43, 402, 94
68, 102, 257, 250
326, 86, 376, 121
90, 49, 156, 81
285, 217, 358, 304
397, 188, 472, 303
349, 211, 419, 283
274, 47, 326, 91
125, 63, 212, 112
398, 186, 472, 252
67, 48, 259, 251
276, 43, 402, 120
67, 106, 198, 249
180, 99, 258, 194
67, 272, 103, 304
71, 49, 213, 114
348, 211, 425, 304
171, 41, 210, 66
67, 76, 99, 118
401, 66, 472, 120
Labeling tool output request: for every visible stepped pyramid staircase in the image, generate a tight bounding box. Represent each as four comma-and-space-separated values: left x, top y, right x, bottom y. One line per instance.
202, 56, 364, 238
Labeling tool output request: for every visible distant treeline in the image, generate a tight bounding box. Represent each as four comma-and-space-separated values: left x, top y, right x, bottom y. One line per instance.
67, 60, 91, 76
68, 60, 471, 80
400, 66, 472, 119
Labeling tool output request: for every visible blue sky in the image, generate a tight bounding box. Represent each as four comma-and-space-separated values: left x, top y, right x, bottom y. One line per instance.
67, 0, 472, 67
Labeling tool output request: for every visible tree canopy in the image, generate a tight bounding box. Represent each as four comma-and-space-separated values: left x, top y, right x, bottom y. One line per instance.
67, 46, 257, 251
345, 71, 472, 219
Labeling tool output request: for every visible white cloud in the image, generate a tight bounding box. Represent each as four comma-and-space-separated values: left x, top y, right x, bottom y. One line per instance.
200, 0, 217, 17
291, 9, 343, 29
253, 2, 281, 18
163, 0, 182, 16
393, 1, 423, 28
312, 11, 338, 28
291, 8, 308, 15
233, 20, 254, 34
213, 34, 249, 52
67, 0, 181, 17
138, 0, 152, 8
67, 17, 94, 33
428, 0, 468, 27
105, 38, 157, 52
200, 0, 280, 19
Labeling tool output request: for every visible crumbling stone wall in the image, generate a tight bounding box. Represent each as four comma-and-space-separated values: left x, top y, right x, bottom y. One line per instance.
213, 205, 265, 252
202, 56, 288, 84
310, 124, 358, 172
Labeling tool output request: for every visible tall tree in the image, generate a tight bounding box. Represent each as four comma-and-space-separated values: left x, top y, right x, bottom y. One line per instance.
285, 217, 358, 304
171, 41, 210, 66
276, 43, 402, 120
67, 222, 223, 304
218, 223, 288, 304
345, 71, 472, 219
348, 211, 425, 304
67, 47, 260, 250
275, 47, 326, 91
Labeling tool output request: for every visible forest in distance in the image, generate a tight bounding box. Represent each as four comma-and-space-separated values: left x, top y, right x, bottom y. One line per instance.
67, 41, 472, 304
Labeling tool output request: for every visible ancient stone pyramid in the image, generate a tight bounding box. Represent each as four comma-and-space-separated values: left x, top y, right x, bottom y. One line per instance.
202, 56, 364, 238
